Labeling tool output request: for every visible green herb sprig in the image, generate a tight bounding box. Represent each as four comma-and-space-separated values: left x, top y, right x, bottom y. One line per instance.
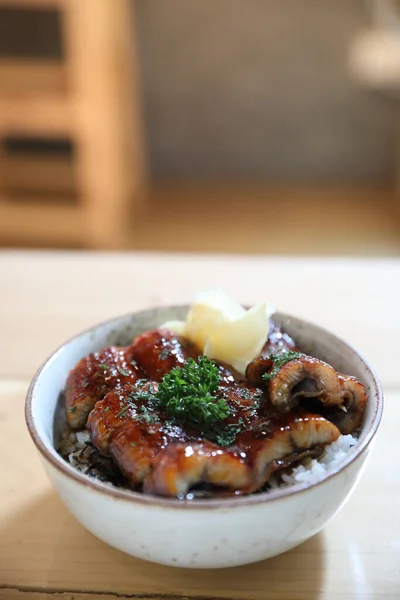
138, 405, 159, 424
215, 419, 244, 447
117, 366, 130, 377
262, 351, 305, 382
156, 356, 230, 429
111, 357, 245, 446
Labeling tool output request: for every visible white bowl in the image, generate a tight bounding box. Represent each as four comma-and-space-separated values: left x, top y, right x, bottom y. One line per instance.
25, 306, 383, 568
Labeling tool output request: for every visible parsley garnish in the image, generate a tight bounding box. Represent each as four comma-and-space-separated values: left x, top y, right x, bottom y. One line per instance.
138, 405, 159, 424
162, 420, 178, 434
135, 378, 150, 387
67, 406, 77, 413
262, 351, 305, 381
116, 406, 130, 418
117, 366, 130, 377
101, 357, 246, 447
215, 419, 244, 447
99, 363, 108, 371
156, 356, 230, 429
159, 349, 170, 360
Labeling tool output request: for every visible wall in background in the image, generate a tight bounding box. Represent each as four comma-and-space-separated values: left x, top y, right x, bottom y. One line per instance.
0, 0, 397, 183
135, 0, 398, 182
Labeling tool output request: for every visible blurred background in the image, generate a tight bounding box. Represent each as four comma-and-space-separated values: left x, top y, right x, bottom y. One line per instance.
0, 0, 400, 255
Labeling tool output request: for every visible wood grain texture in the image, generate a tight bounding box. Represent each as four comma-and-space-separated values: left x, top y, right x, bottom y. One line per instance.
0, 380, 398, 599
136, 185, 400, 257
0, 0, 65, 7
0, 60, 65, 95
0, 201, 81, 246
0, 2, 144, 250
0, 251, 399, 385
0, 96, 72, 137
2, 154, 75, 195
0, 252, 399, 599
63, 0, 146, 249
0, 592, 188, 600
2, 184, 400, 255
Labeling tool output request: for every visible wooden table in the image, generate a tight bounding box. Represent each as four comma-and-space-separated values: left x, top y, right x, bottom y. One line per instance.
1, 251, 399, 600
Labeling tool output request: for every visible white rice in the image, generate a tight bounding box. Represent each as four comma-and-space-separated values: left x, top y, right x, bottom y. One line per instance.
58, 428, 123, 485
59, 426, 358, 493
268, 434, 357, 490
76, 430, 91, 446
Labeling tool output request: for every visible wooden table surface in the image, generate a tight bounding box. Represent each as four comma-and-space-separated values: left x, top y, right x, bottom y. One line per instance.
1, 250, 399, 600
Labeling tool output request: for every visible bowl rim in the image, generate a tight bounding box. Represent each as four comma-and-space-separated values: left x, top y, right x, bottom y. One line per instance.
25, 305, 384, 509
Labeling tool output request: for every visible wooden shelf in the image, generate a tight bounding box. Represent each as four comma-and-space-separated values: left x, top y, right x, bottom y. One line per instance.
0, 196, 82, 245
0, 0, 145, 250
0, 95, 73, 136
2, 153, 75, 195
0, 0, 65, 8
0, 59, 65, 95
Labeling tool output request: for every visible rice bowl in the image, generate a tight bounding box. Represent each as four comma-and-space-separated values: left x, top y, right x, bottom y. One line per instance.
25, 305, 383, 567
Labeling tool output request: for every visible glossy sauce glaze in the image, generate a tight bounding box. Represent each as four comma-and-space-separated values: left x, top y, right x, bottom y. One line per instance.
130, 328, 201, 381
65, 329, 199, 429
65, 346, 145, 429
62, 324, 365, 498
245, 321, 299, 385
87, 372, 339, 497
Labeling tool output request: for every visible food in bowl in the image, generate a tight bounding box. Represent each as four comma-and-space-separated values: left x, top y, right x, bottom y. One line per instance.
59, 291, 367, 499
26, 300, 382, 567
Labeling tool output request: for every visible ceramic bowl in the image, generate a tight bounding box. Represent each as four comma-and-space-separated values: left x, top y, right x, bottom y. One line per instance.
25, 306, 383, 568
